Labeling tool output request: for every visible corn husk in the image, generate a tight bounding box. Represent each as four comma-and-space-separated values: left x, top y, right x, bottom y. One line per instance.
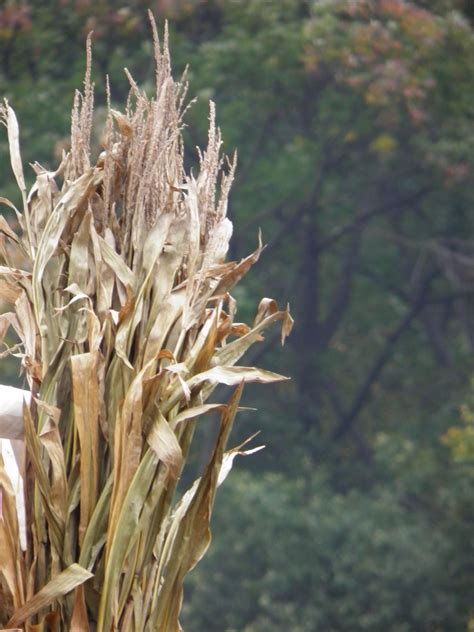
0, 17, 292, 630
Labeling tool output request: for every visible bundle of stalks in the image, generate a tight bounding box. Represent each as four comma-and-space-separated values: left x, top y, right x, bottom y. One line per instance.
0, 16, 292, 631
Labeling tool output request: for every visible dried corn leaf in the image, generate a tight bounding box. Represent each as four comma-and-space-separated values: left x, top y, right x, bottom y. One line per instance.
71, 352, 100, 544
151, 384, 243, 630
146, 410, 182, 478
70, 585, 90, 632
37, 401, 67, 527
0, 454, 25, 612
2, 103, 26, 195
97, 449, 160, 632
7, 564, 93, 628
171, 403, 224, 428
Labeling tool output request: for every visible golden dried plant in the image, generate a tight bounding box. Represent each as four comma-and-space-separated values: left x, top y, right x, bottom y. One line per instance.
0, 16, 292, 631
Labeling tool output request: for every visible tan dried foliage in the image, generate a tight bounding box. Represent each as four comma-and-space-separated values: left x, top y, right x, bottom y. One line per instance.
0, 15, 292, 631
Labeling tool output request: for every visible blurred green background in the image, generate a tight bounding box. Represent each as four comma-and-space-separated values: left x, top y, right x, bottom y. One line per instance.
2, 1, 474, 629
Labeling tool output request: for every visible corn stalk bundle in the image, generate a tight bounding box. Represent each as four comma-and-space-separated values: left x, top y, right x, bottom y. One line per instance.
0, 17, 292, 632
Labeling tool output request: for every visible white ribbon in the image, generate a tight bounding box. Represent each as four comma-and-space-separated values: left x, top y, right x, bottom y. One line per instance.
0, 385, 29, 550
0, 384, 30, 440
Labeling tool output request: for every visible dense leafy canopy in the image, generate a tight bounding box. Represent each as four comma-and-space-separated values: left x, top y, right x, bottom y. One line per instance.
1, 0, 474, 629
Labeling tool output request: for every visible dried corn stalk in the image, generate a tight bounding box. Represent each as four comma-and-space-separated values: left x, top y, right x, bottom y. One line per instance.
0, 17, 292, 631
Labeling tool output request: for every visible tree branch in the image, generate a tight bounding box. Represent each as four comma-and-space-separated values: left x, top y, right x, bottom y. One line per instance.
316, 187, 433, 254
319, 225, 363, 345
331, 270, 437, 441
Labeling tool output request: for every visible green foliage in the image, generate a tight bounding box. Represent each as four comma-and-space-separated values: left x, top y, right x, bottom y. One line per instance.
443, 381, 474, 464
183, 471, 467, 632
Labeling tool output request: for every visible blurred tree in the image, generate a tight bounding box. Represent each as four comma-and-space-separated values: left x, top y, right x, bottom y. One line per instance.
161, 0, 474, 471
182, 469, 471, 631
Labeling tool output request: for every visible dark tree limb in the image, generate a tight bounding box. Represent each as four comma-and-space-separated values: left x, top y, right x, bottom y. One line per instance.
331, 271, 438, 441
322, 376, 372, 461
316, 187, 433, 254
331, 308, 421, 441
319, 225, 363, 346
